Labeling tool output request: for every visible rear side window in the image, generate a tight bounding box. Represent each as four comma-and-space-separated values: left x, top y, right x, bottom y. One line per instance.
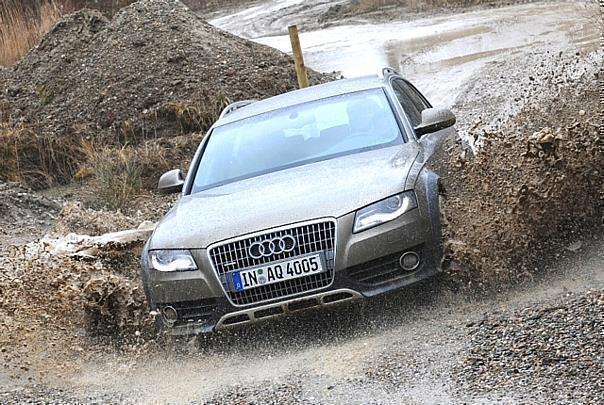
392, 79, 430, 128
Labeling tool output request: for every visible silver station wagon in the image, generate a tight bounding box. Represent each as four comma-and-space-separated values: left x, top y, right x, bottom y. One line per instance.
141, 68, 457, 335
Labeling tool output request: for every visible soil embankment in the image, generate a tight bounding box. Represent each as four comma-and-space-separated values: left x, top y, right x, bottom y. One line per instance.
0, 0, 334, 188
441, 49, 603, 288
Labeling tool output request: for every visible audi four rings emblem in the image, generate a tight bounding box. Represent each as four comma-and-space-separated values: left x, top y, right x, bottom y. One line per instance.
249, 235, 296, 259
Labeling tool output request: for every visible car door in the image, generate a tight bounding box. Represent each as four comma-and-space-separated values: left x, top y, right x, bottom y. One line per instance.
390, 77, 457, 189
391, 78, 431, 135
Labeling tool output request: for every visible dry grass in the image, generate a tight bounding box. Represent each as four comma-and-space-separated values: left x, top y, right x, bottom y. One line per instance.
0, 0, 73, 66
80, 134, 201, 209
82, 143, 144, 209
0, 122, 81, 188
0, 114, 200, 206
163, 92, 230, 134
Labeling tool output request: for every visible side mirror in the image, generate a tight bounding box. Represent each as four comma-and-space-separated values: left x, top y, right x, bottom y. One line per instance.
158, 169, 185, 194
414, 107, 456, 137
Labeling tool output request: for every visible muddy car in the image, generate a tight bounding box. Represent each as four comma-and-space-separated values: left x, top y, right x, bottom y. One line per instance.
141, 68, 456, 335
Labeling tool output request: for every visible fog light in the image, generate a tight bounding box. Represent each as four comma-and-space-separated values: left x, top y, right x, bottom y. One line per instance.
162, 306, 178, 326
399, 252, 420, 271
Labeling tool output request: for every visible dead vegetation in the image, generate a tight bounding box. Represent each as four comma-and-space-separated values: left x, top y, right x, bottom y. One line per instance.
0, 0, 334, 207
0, 123, 81, 188
161, 91, 231, 134
83, 146, 144, 210
0, 0, 72, 66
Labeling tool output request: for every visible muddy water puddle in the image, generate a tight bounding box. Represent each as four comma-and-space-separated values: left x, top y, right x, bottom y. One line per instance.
212, 1, 598, 107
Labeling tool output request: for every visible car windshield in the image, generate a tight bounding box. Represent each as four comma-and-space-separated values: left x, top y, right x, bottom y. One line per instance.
191, 88, 404, 192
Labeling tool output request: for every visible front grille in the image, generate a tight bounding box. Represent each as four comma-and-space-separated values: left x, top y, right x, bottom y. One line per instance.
209, 220, 336, 306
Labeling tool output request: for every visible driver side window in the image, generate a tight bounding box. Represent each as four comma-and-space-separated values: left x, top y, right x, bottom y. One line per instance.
392, 79, 429, 129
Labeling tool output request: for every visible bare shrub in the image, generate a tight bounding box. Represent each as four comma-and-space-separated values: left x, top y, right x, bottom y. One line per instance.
80, 133, 202, 209
130, 134, 203, 188
83, 144, 144, 209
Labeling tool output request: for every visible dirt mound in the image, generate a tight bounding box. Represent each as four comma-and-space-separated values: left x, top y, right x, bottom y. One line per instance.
0, 0, 334, 186
3, 0, 330, 140
441, 52, 604, 289
455, 290, 604, 403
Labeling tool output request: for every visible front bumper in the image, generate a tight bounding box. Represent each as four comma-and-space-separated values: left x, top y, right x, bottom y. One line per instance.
141, 193, 442, 335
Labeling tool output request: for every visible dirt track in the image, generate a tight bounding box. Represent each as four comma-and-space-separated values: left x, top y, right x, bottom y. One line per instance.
1, 0, 603, 403
211, 1, 599, 107
2, 237, 602, 403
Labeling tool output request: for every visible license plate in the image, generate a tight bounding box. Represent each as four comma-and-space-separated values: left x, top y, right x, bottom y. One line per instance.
231, 254, 324, 292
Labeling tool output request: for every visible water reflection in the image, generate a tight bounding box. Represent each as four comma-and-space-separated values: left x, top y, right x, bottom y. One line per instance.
219, 2, 598, 107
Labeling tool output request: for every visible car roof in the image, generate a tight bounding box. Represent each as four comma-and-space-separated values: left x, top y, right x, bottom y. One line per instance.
215, 75, 386, 126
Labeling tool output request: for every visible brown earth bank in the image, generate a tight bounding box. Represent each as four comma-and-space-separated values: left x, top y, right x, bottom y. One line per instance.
317, 0, 547, 25
440, 51, 603, 289
0, 0, 334, 189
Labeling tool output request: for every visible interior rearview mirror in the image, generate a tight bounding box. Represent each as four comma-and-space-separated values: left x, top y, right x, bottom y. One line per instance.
414, 107, 456, 137
158, 169, 185, 194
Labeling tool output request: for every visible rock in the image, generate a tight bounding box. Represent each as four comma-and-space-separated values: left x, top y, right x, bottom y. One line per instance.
565, 240, 582, 252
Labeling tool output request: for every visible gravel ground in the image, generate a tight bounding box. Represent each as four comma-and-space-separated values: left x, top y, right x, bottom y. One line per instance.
0, 384, 129, 405
456, 290, 604, 403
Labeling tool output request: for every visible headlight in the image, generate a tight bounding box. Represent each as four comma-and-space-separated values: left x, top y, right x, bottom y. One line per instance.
353, 191, 418, 233
149, 250, 197, 272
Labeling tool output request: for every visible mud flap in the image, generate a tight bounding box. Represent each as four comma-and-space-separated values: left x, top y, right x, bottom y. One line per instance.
418, 169, 444, 272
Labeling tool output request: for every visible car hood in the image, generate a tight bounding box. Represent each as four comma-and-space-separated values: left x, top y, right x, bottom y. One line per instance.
149, 144, 419, 249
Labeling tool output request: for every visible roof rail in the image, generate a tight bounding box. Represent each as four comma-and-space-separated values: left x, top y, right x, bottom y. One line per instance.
378, 67, 400, 79
219, 100, 257, 119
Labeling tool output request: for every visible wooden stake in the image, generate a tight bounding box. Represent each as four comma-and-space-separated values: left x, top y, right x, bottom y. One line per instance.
288, 25, 309, 89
